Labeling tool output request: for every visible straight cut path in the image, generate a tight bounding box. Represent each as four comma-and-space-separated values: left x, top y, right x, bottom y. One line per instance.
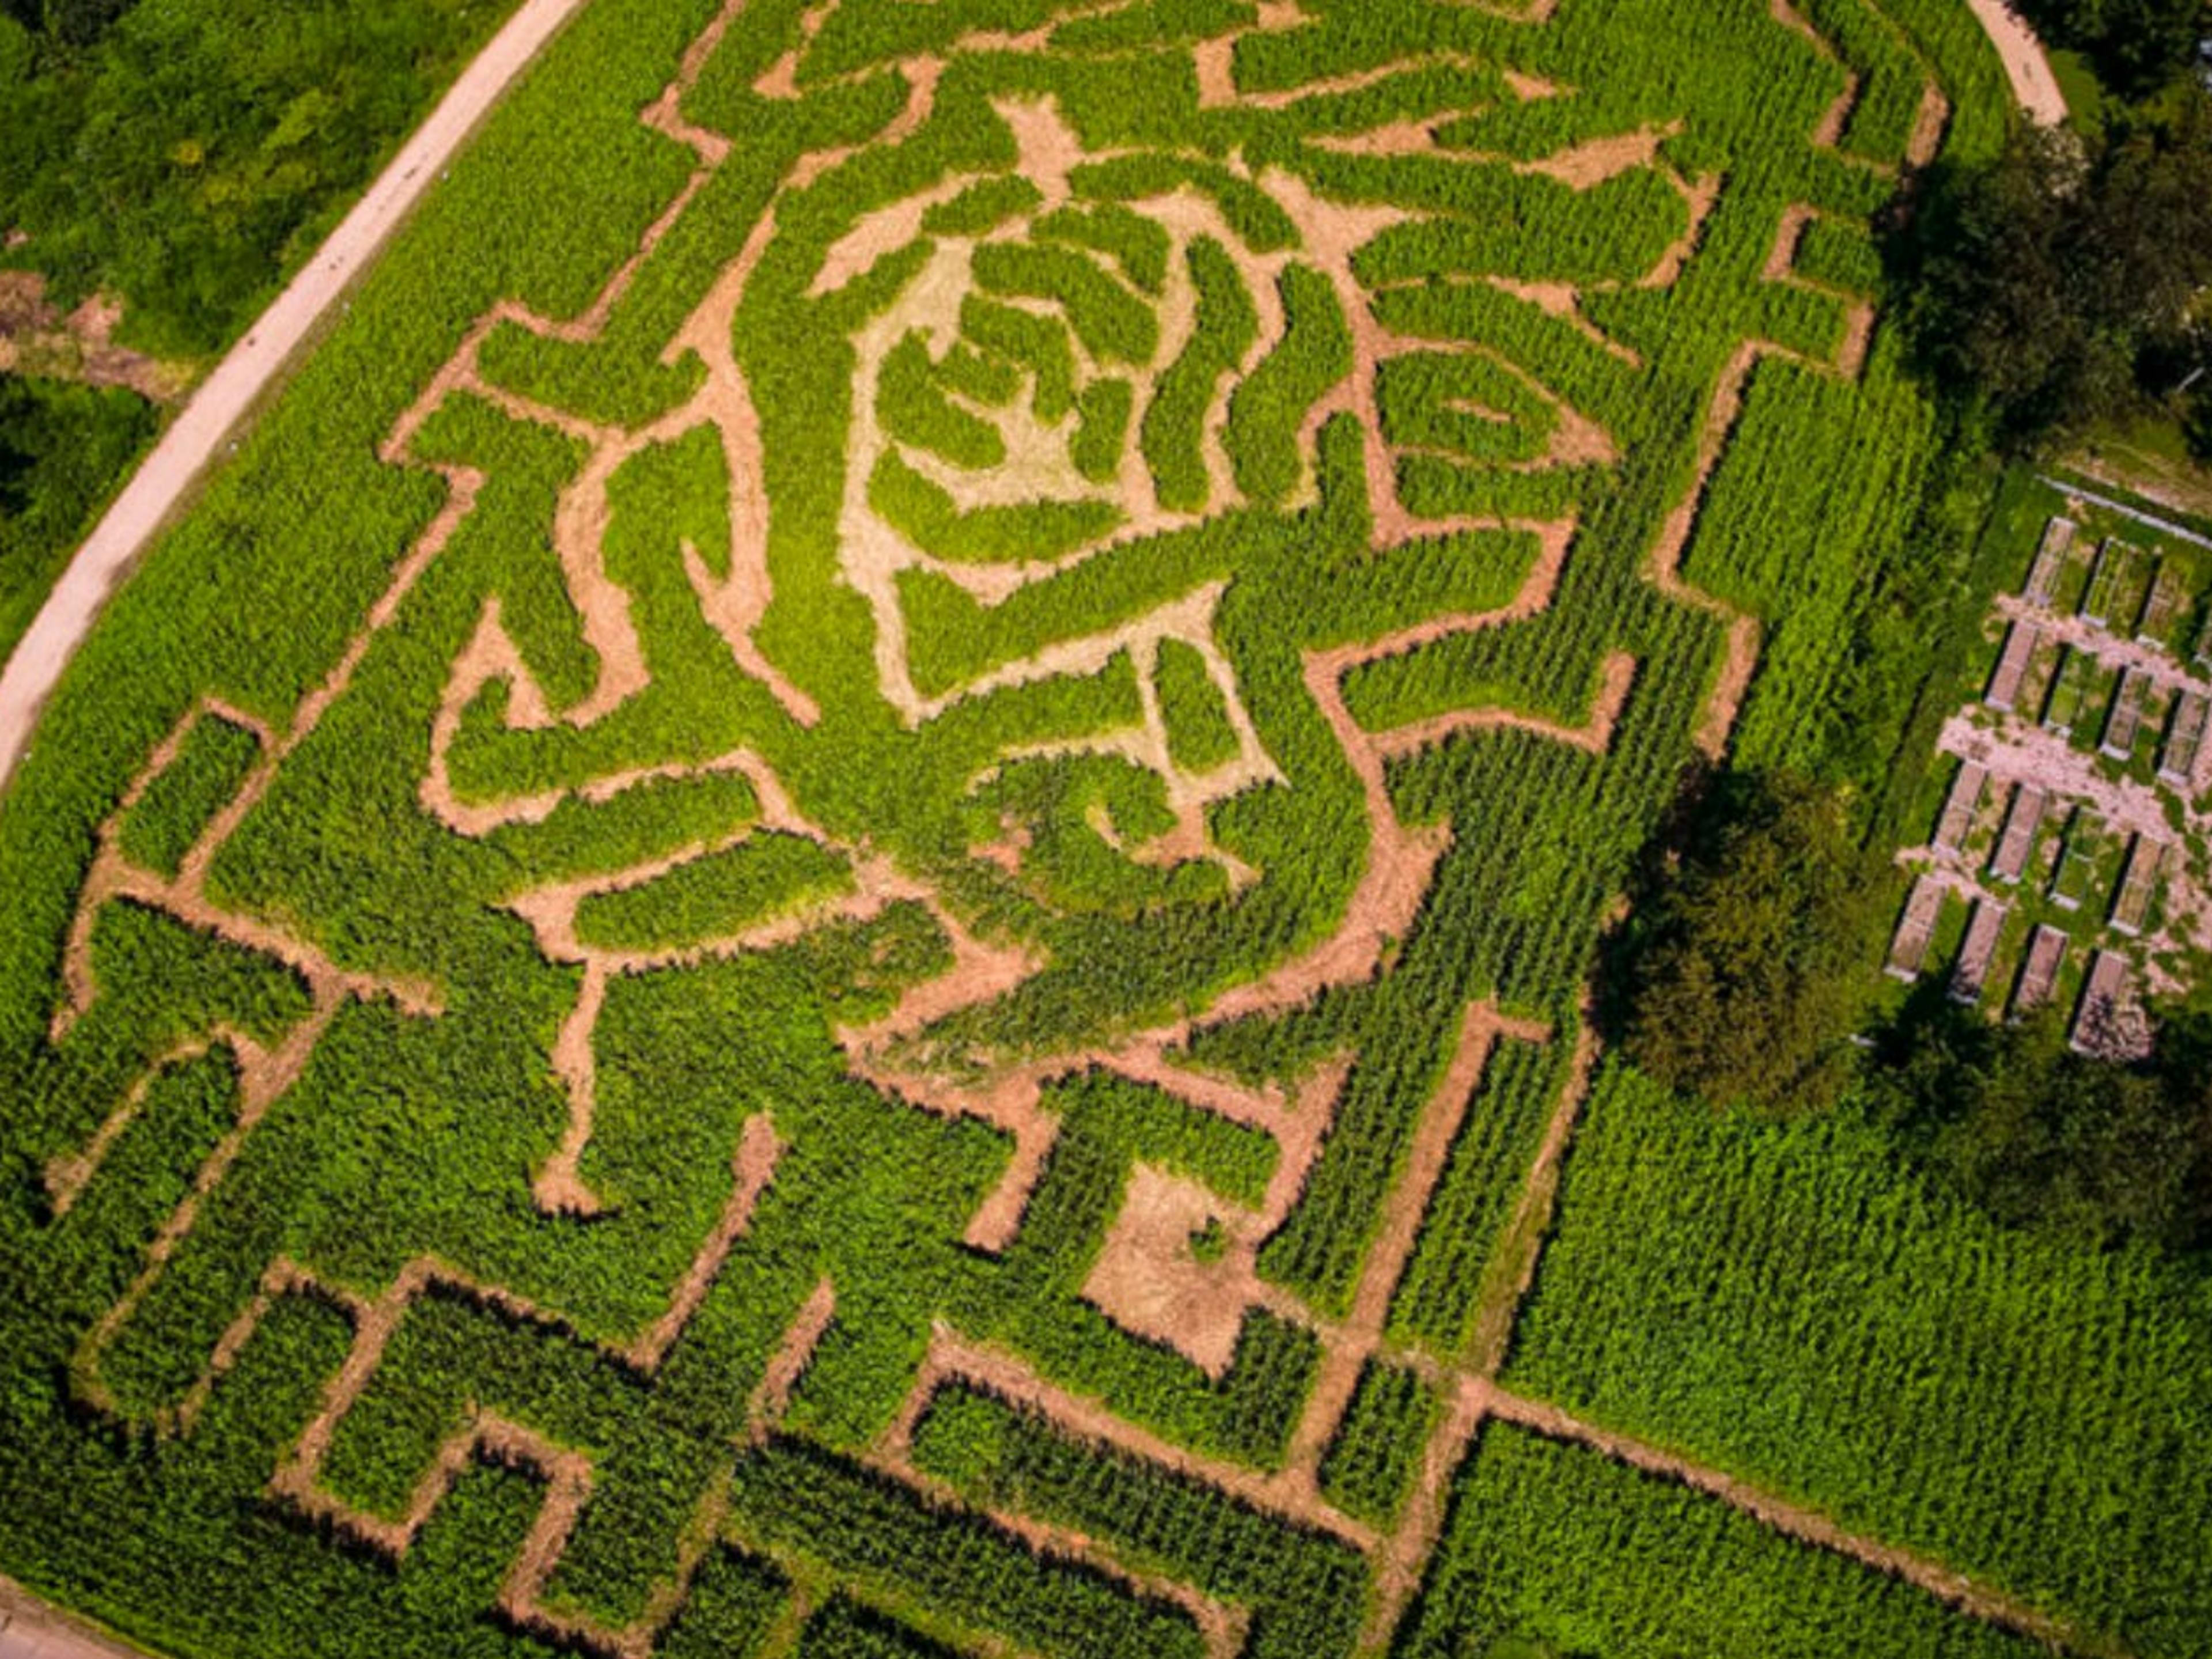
0, 0, 596, 794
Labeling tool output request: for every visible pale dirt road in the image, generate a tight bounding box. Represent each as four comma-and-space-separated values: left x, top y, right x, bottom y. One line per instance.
0, 1577, 154, 1659
0, 0, 595, 794
1966, 0, 2069, 125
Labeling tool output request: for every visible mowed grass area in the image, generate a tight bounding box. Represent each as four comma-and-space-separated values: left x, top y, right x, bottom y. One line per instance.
0, 0, 2173, 1656
1508, 1065, 2212, 1659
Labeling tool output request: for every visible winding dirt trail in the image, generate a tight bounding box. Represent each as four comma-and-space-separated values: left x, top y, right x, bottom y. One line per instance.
0, 0, 596, 793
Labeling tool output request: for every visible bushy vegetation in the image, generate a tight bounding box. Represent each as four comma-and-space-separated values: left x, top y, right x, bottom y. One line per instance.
1865, 995, 2212, 1255
0, 0, 521, 356
2016, 0, 2210, 99
1604, 768, 1886, 1112
0, 372, 154, 659
1893, 111, 2212, 451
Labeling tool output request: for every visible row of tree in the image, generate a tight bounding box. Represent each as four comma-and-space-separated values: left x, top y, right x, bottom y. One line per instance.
2016, 0, 2208, 99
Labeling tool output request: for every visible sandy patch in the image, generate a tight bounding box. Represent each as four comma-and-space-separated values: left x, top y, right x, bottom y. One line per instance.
1082, 1164, 1265, 1377
1519, 123, 1680, 191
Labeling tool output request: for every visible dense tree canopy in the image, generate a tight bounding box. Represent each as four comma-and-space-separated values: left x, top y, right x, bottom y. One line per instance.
1894, 108, 2212, 450
0, 0, 507, 357
1867, 997, 2212, 1255
2018, 0, 2209, 99
1608, 770, 1884, 1114
0, 373, 154, 660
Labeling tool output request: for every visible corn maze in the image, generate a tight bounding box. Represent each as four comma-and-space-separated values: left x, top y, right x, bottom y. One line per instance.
0, 0, 2146, 1656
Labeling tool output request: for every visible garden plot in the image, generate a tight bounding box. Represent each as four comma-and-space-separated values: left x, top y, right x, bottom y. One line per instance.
0, 1, 2069, 1657
1891, 502, 2212, 1053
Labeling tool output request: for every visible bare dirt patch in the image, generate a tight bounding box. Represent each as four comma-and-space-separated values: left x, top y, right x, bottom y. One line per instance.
1082, 1163, 1265, 1378
0, 272, 192, 403
1520, 124, 1680, 190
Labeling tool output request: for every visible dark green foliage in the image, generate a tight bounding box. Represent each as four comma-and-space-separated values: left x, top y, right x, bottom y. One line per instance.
0, 0, 522, 356
1606, 770, 1884, 1112
0, 373, 156, 663
2017, 0, 2210, 97
1866, 997, 2212, 1255
793, 1597, 965, 1659
116, 711, 259, 877
657, 1548, 790, 1659
1894, 115, 2212, 450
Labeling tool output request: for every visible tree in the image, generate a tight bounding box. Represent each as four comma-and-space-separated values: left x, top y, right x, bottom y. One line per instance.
2017, 0, 2209, 99
1866, 994, 2212, 1255
1607, 770, 1883, 1115
1895, 108, 2212, 450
